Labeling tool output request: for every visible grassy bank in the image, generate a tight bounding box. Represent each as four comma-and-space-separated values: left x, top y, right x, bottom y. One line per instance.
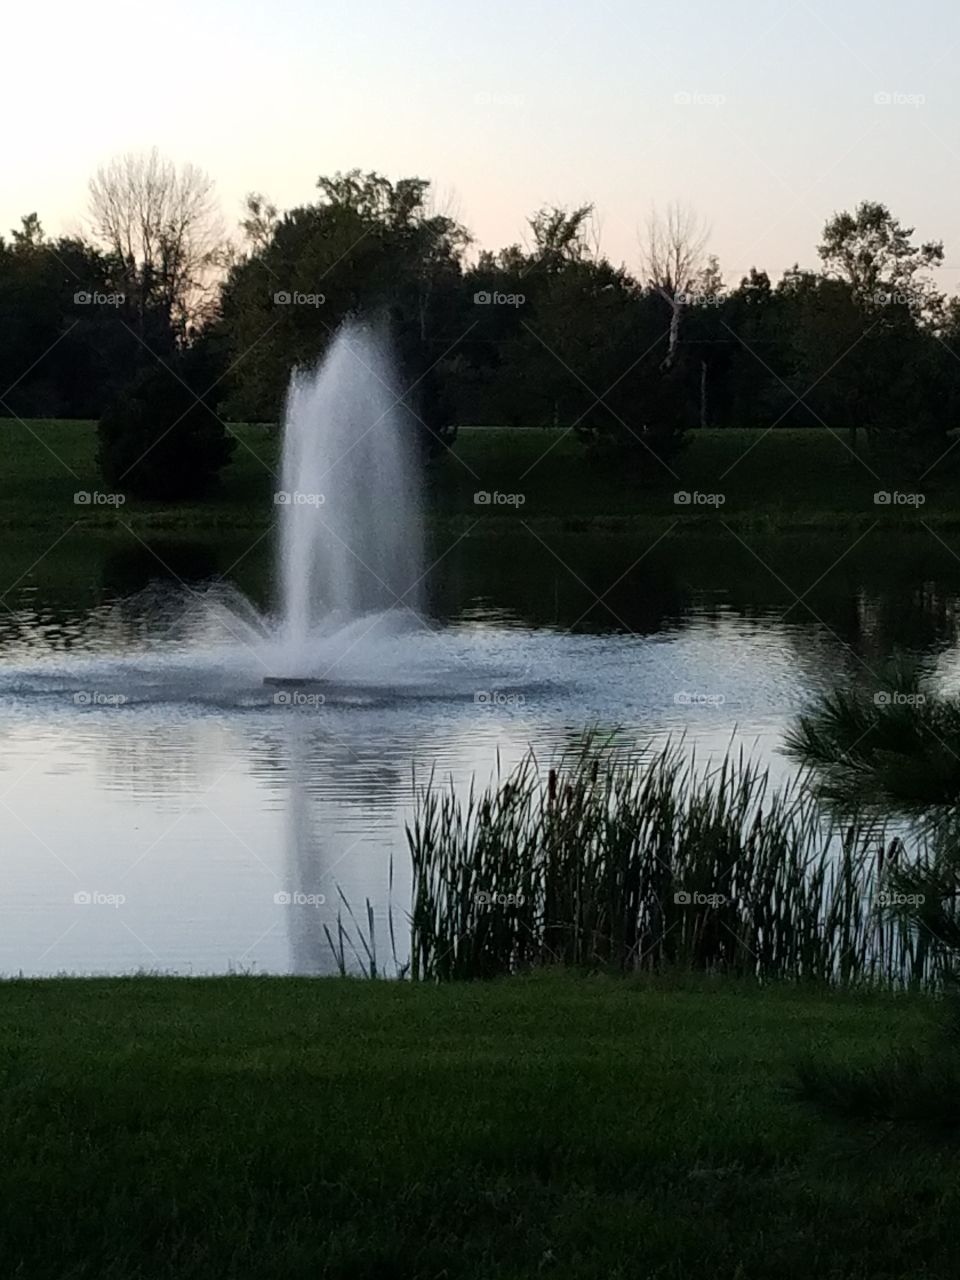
2, 419, 957, 532
0, 972, 954, 1279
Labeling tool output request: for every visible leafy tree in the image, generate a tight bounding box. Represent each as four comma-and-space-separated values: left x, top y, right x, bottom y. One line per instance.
217, 170, 468, 425
818, 200, 943, 319
0, 216, 137, 418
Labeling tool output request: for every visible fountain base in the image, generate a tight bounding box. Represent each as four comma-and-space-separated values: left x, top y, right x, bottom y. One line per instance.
263, 676, 327, 689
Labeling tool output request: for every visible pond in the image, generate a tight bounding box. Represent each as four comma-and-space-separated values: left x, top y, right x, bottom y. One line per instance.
0, 525, 958, 976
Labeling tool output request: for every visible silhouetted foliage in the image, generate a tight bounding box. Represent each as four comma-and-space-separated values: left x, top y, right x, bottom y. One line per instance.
2, 179, 959, 488
97, 352, 235, 500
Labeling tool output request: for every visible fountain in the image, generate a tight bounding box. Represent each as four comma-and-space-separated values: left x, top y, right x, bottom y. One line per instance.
267, 320, 425, 684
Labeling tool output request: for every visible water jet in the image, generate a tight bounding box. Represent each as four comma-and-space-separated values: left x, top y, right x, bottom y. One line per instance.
267, 319, 425, 683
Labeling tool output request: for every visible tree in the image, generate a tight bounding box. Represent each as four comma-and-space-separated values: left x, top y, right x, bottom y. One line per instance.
641, 203, 709, 369
818, 200, 943, 321
0, 215, 138, 418
217, 170, 469, 425
88, 149, 226, 350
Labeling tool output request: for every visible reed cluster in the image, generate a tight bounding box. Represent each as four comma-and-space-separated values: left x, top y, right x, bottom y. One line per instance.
404, 737, 939, 986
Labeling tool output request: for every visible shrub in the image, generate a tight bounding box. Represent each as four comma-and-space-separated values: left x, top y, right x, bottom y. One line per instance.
97, 357, 235, 500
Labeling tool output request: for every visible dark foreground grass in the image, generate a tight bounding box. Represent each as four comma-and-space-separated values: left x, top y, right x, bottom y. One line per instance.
2, 419, 956, 532
0, 972, 956, 1279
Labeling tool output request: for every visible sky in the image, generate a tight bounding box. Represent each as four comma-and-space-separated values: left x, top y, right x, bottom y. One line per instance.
4, 0, 960, 290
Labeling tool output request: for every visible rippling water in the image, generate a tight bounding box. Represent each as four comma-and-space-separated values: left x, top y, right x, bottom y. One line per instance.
0, 529, 957, 975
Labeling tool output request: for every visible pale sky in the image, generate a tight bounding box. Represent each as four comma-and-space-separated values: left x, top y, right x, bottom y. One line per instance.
5, 0, 960, 289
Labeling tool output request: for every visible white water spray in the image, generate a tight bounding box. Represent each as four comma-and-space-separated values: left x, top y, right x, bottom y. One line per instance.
275, 321, 424, 673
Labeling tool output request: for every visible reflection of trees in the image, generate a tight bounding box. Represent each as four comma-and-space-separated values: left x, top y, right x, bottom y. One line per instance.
101, 542, 221, 596
101, 538, 272, 612
426, 530, 686, 634
424, 527, 960, 697
0, 536, 274, 656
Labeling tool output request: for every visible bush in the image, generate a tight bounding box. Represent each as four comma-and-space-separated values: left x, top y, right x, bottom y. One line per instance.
97, 357, 235, 500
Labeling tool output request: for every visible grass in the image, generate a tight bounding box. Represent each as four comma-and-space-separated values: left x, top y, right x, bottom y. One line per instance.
0, 972, 956, 1279
2, 420, 958, 532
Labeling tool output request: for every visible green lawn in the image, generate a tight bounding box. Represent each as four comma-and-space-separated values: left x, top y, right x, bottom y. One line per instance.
0, 972, 955, 1278
1, 420, 955, 532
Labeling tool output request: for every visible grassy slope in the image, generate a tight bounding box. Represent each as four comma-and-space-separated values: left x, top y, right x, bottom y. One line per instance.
0, 973, 955, 1279
0, 420, 952, 532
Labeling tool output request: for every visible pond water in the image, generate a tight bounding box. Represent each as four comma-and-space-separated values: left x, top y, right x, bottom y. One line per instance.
0, 526, 958, 976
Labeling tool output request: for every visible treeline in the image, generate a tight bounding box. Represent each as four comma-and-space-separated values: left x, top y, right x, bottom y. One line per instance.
2, 155, 959, 495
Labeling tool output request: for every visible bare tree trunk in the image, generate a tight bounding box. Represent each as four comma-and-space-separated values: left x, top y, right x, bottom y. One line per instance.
661, 298, 682, 370
700, 359, 708, 429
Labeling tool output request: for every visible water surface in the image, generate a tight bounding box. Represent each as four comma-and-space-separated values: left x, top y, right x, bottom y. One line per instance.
1, 527, 958, 976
